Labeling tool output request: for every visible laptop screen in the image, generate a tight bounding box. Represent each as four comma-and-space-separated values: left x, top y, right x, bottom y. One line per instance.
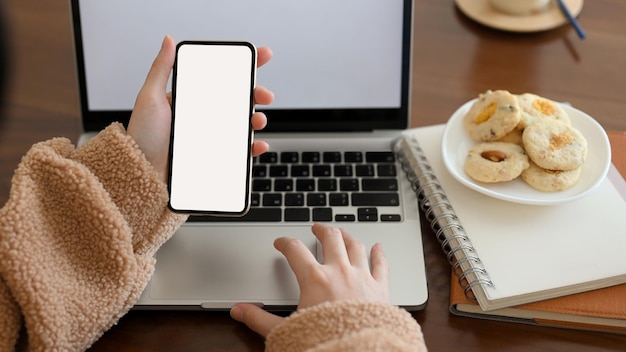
71, 0, 412, 132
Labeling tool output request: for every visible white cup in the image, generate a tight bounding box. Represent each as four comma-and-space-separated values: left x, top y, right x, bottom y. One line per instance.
489, 0, 551, 15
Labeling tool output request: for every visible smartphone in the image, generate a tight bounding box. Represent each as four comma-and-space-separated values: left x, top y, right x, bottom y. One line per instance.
168, 41, 256, 215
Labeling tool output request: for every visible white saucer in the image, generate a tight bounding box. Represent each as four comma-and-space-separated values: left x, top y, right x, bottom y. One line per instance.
455, 0, 583, 33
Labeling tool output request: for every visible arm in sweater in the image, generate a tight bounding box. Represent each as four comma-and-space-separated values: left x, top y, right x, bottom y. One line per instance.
0, 123, 187, 351
0, 36, 275, 351
0, 124, 428, 352
266, 301, 427, 352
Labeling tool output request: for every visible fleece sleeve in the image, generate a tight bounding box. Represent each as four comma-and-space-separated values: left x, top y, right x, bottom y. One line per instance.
0, 122, 187, 351
265, 300, 428, 352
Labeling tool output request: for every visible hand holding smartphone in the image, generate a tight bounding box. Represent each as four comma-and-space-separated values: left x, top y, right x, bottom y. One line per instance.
168, 41, 257, 215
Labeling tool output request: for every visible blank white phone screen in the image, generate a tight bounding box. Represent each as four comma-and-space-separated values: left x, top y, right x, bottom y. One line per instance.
169, 42, 255, 214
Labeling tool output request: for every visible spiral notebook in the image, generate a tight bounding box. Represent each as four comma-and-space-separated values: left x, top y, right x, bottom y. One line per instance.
394, 125, 626, 312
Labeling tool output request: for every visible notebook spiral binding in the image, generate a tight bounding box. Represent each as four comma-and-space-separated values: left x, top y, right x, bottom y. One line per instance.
394, 135, 494, 302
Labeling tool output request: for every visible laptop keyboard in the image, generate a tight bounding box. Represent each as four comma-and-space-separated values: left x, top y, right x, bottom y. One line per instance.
188, 151, 402, 223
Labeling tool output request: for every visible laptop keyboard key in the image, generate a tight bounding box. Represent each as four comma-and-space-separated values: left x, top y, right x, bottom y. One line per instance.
358, 207, 378, 222
377, 164, 397, 177
274, 179, 294, 192
253, 179, 271, 192
307, 193, 327, 206
285, 193, 305, 206
317, 178, 337, 191
251, 193, 260, 206
281, 152, 299, 163
302, 152, 321, 163
296, 179, 316, 192
291, 165, 310, 177
335, 214, 356, 222
329, 193, 349, 206
352, 192, 399, 206
312, 208, 333, 221
334, 165, 353, 177
339, 179, 359, 191
362, 178, 398, 191
270, 165, 288, 177
263, 193, 282, 206
285, 208, 310, 221
381, 214, 402, 222
344, 152, 363, 163
252, 165, 267, 177
259, 152, 278, 163
188, 208, 282, 222
323, 152, 341, 163
366, 151, 395, 163
243, 208, 282, 221
355, 164, 374, 177
313, 165, 331, 177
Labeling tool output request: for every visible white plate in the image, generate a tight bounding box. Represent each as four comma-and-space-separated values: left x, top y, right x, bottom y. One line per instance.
455, 0, 583, 33
441, 99, 611, 205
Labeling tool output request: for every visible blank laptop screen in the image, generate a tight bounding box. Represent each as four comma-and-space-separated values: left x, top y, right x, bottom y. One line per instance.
73, 0, 411, 131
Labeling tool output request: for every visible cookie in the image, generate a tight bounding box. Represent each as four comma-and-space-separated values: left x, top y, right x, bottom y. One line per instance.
463, 90, 521, 142
495, 127, 524, 147
521, 161, 582, 192
522, 119, 587, 171
517, 93, 570, 129
464, 142, 530, 183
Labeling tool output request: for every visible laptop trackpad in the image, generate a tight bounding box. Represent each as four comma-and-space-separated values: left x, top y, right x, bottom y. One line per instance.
149, 225, 315, 303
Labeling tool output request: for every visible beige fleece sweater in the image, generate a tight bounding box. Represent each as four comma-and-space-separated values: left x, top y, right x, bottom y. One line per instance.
266, 300, 427, 351
0, 123, 427, 351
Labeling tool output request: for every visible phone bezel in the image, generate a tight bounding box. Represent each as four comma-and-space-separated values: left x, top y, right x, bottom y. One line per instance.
167, 40, 256, 216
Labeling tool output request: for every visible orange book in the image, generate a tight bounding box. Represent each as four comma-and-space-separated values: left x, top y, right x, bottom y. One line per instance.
450, 271, 626, 334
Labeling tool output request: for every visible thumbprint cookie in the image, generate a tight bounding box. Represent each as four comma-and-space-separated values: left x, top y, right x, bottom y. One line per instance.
464, 142, 530, 183
521, 161, 582, 192
522, 119, 587, 171
463, 90, 521, 142
517, 93, 571, 129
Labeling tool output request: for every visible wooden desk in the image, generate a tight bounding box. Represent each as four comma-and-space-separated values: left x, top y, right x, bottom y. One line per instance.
1, 1, 625, 351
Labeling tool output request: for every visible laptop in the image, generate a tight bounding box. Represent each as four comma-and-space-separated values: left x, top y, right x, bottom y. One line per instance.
70, 0, 428, 311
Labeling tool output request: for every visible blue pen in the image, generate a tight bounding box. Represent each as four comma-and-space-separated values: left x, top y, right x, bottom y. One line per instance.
556, 0, 586, 39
